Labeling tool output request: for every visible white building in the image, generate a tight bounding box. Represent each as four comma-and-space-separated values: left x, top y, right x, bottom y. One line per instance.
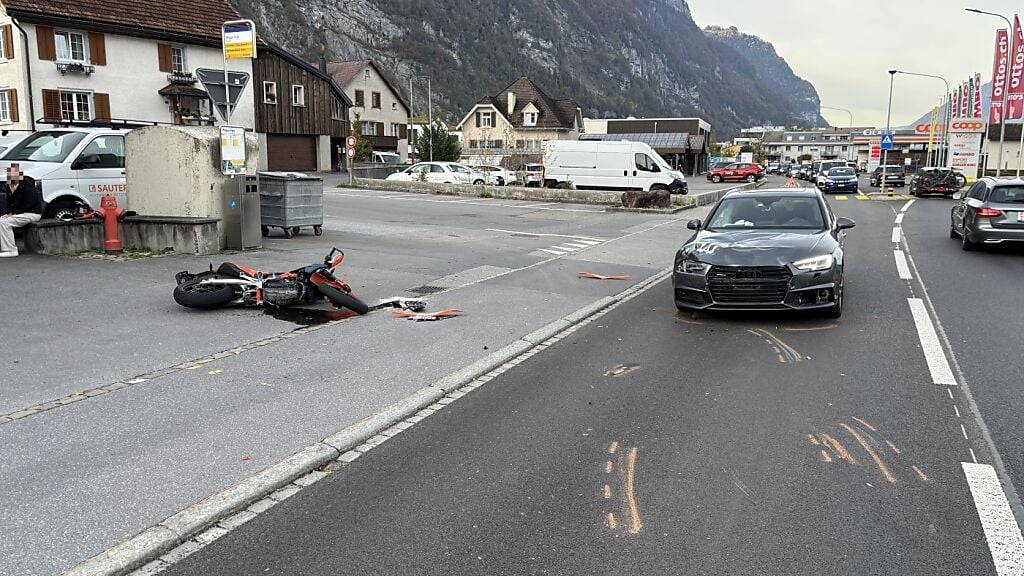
327, 59, 410, 162
0, 0, 255, 133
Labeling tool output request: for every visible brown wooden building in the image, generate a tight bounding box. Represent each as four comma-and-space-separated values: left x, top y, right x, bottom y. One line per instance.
254, 42, 352, 171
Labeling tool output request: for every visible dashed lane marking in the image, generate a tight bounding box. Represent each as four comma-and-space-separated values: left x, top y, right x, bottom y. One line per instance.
901, 198, 916, 212
962, 462, 1024, 576
894, 250, 912, 280
891, 227, 902, 244
907, 298, 957, 386
894, 213, 905, 224
836, 195, 848, 201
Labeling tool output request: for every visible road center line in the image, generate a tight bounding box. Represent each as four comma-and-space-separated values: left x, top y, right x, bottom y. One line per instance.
901, 198, 916, 212
907, 298, 957, 385
891, 227, 901, 244
894, 213, 905, 224
893, 250, 912, 280
962, 463, 1024, 576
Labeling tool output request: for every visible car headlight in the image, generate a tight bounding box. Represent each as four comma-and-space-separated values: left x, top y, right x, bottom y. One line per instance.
792, 254, 834, 272
676, 260, 710, 274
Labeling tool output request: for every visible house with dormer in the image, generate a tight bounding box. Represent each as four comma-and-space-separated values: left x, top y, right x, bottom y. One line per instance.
456, 77, 582, 166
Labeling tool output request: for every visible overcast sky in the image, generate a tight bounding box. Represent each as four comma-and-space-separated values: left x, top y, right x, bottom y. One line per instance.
689, 1, 1020, 128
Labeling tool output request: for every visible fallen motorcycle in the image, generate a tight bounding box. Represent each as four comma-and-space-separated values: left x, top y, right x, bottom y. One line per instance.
173, 248, 369, 314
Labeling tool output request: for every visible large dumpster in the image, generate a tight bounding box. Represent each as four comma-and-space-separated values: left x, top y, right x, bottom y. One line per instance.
258, 172, 324, 238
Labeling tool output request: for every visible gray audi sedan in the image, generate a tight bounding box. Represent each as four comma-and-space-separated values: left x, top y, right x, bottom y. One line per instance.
673, 188, 855, 317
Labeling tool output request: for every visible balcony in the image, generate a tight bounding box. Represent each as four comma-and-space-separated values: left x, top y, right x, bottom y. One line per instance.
55, 61, 95, 76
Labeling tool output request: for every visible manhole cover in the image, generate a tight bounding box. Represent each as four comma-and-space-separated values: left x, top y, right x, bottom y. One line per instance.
409, 285, 446, 295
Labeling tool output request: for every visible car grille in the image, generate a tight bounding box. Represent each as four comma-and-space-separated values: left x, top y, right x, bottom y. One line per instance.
707, 266, 791, 304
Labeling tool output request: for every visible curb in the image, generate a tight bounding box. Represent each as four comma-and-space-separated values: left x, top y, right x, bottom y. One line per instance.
64, 269, 671, 576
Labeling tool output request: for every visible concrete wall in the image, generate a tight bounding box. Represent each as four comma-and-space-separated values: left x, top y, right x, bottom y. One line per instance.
125, 125, 259, 247
344, 63, 409, 161
0, 13, 255, 131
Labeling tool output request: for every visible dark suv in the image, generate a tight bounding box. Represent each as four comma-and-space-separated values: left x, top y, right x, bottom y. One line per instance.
869, 165, 906, 187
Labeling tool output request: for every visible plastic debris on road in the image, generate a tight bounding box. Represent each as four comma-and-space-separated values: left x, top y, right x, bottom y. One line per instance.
578, 272, 631, 281
391, 308, 464, 322
371, 297, 428, 312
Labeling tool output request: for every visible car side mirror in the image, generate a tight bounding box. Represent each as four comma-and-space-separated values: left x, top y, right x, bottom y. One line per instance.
836, 217, 856, 230
687, 219, 702, 230
952, 190, 966, 200
72, 154, 101, 170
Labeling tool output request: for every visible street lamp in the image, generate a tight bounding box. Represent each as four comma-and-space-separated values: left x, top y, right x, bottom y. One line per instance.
892, 70, 951, 168
966, 7, 1011, 176
821, 105, 854, 162
408, 76, 434, 162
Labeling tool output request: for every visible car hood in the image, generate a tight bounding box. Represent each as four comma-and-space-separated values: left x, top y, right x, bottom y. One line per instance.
680, 229, 833, 267
0, 160, 64, 180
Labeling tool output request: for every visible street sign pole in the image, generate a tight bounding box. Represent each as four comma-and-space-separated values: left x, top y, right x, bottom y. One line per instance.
881, 71, 895, 193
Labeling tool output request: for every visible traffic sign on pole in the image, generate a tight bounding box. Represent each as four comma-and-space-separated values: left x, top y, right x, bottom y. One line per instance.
196, 68, 250, 123
880, 133, 895, 150
346, 136, 357, 149
346, 147, 355, 159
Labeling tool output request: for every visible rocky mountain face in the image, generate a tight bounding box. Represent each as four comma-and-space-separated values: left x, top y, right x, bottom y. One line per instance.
230, 0, 825, 137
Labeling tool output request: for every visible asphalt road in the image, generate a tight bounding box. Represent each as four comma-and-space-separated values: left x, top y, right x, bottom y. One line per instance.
160, 191, 1022, 574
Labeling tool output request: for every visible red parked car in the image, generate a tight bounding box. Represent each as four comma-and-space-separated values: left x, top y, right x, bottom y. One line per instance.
707, 162, 764, 183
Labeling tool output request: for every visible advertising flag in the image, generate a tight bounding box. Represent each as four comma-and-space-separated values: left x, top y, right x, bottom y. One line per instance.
961, 82, 970, 117
927, 106, 939, 159
968, 76, 975, 117
952, 89, 960, 120
1007, 15, 1024, 120
974, 72, 984, 118
990, 28, 1010, 125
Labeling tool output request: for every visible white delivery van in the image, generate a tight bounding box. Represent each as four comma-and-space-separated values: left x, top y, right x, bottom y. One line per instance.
0, 127, 128, 219
542, 140, 687, 193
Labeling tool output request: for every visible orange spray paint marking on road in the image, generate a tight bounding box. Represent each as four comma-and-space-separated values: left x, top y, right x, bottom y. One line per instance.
840, 423, 896, 484
886, 440, 902, 455
607, 512, 618, 530
912, 465, 928, 481
852, 417, 878, 432
604, 460, 614, 474
625, 447, 642, 534
807, 434, 820, 446
820, 434, 856, 465
820, 450, 833, 463
603, 484, 612, 499
608, 441, 619, 455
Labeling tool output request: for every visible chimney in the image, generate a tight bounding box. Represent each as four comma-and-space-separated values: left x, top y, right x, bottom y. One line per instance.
319, 54, 327, 74
507, 91, 516, 116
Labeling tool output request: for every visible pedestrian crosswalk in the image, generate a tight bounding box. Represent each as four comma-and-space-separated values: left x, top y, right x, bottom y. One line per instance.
535, 238, 604, 256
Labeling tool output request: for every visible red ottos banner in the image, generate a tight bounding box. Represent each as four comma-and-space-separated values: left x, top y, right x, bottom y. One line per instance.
990, 28, 1010, 124
974, 72, 984, 118
1007, 15, 1024, 120
961, 82, 970, 117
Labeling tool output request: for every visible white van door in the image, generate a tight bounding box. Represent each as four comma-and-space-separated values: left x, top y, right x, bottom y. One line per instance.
632, 152, 663, 191
72, 135, 127, 207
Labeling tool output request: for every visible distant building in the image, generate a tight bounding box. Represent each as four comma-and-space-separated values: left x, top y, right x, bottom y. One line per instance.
582, 117, 711, 175
762, 128, 858, 164
456, 76, 582, 166
327, 59, 410, 162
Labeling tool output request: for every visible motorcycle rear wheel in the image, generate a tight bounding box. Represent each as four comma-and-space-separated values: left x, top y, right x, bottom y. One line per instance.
319, 284, 369, 315
174, 279, 238, 309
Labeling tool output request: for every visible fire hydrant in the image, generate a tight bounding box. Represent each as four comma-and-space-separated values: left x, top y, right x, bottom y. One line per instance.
96, 195, 125, 253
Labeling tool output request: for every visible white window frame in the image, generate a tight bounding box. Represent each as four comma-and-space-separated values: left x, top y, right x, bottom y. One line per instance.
523, 111, 537, 127
388, 123, 400, 137
0, 32, 7, 63
361, 120, 376, 136
291, 84, 305, 107
55, 29, 89, 63
480, 110, 494, 128
0, 90, 10, 123
263, 81, 277, 104
170, 46, 187, 74
59, 89, 92, 122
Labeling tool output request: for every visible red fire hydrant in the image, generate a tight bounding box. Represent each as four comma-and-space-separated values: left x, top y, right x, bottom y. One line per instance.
96, 195, 125, 253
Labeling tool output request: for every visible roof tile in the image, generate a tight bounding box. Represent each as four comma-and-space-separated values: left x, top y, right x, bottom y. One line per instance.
4, 0, 240, 40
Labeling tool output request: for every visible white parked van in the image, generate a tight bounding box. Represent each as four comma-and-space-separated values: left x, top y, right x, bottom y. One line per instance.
0, 127, 128, 219
542, 140, 687, 193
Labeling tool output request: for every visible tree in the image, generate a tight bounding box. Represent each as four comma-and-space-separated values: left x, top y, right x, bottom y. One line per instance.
351, 113, 374, 162
415, 122, 462, 162
739, 145, 755, 153
798, 153, 813, 162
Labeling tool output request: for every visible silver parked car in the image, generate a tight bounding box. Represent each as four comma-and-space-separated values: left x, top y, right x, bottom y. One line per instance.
950, 178, 1024, 250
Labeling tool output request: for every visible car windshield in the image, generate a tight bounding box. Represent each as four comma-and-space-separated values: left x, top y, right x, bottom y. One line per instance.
988, 185, 1024, 203
707, 196, 826, 230
2, 131, 88, 163
449, 164, 469, 173
377, 153, 401, 163
828, 168, 854, 176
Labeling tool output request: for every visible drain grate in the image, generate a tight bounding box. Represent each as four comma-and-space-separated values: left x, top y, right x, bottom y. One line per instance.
408, 285, 447, 295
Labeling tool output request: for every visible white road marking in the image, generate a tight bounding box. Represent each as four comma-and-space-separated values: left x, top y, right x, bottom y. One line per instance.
894, 213, 905, 224
901, 198, 916, 212
891, 227, 901, 243
954, 405, 961, 417
537, 248, 567, 255
553, 245, 578, 252
962, 424, 971, 440
562, 243, 589, 249
576, 239, 604, 246
971, 448, 979, 463
893, 250, 912, 280
486, 228, 604, 241
907, 298, 957, 385
961, 462, 1024, 576
948, 388, 955, 399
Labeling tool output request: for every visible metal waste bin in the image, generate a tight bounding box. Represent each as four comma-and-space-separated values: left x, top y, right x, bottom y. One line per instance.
258, 172, 324, 238
223, 174, 262, 251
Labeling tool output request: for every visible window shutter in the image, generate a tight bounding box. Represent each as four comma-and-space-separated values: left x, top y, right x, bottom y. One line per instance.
376, 122, 384, 136
157, 43, 172, 72
36, 25, 56, 61
89, 32, 106, 65
42, 89, 61, 121
476, 112, 481, 128
8, 89, 18, 123
2, 26, 13, 60
94, 92, 111, 120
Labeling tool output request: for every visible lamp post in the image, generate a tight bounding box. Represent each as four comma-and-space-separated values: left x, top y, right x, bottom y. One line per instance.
880, 70, 896, 191
821, 105, 854, 162
891, 70, 951, 168
407, 76, 434, 162
967, 8, 1011, 176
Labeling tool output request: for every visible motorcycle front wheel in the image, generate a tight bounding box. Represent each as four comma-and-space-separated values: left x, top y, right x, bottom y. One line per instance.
319, 284, 370, 315
174, 279, 238, 309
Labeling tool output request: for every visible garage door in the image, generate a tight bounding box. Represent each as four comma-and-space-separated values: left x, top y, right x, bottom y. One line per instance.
267, 134, 317, 171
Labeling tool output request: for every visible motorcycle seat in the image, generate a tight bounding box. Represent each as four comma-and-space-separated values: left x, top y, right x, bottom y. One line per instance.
217, 262, 246, 278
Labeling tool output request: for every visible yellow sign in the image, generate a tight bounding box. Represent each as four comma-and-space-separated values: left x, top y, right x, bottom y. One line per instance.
220, 126, 246, 175
926, 106, 938, 157
222, 20, 257, 60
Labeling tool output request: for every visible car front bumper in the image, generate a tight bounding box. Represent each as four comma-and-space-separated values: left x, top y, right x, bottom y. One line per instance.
670, 178, 688, 194
822, 181, 858, 192
673, 265, 841, 311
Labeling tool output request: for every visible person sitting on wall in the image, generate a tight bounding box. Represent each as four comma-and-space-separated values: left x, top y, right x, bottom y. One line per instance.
0, 163, 43, 258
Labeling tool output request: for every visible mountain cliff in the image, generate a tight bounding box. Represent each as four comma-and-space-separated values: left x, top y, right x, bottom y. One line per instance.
230, 0, 824, 137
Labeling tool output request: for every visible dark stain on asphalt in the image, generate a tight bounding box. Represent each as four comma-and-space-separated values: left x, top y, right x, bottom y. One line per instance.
265, 307, 358, 326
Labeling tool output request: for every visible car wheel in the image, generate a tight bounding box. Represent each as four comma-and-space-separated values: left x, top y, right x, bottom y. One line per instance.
45, 199, 89, 221
712, 175, 722, 183
961, 228, 978, 251
473, 179, 485, 185
746, 174, 756, 183
825, 286, 843, 319
949, 225, 959, 239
